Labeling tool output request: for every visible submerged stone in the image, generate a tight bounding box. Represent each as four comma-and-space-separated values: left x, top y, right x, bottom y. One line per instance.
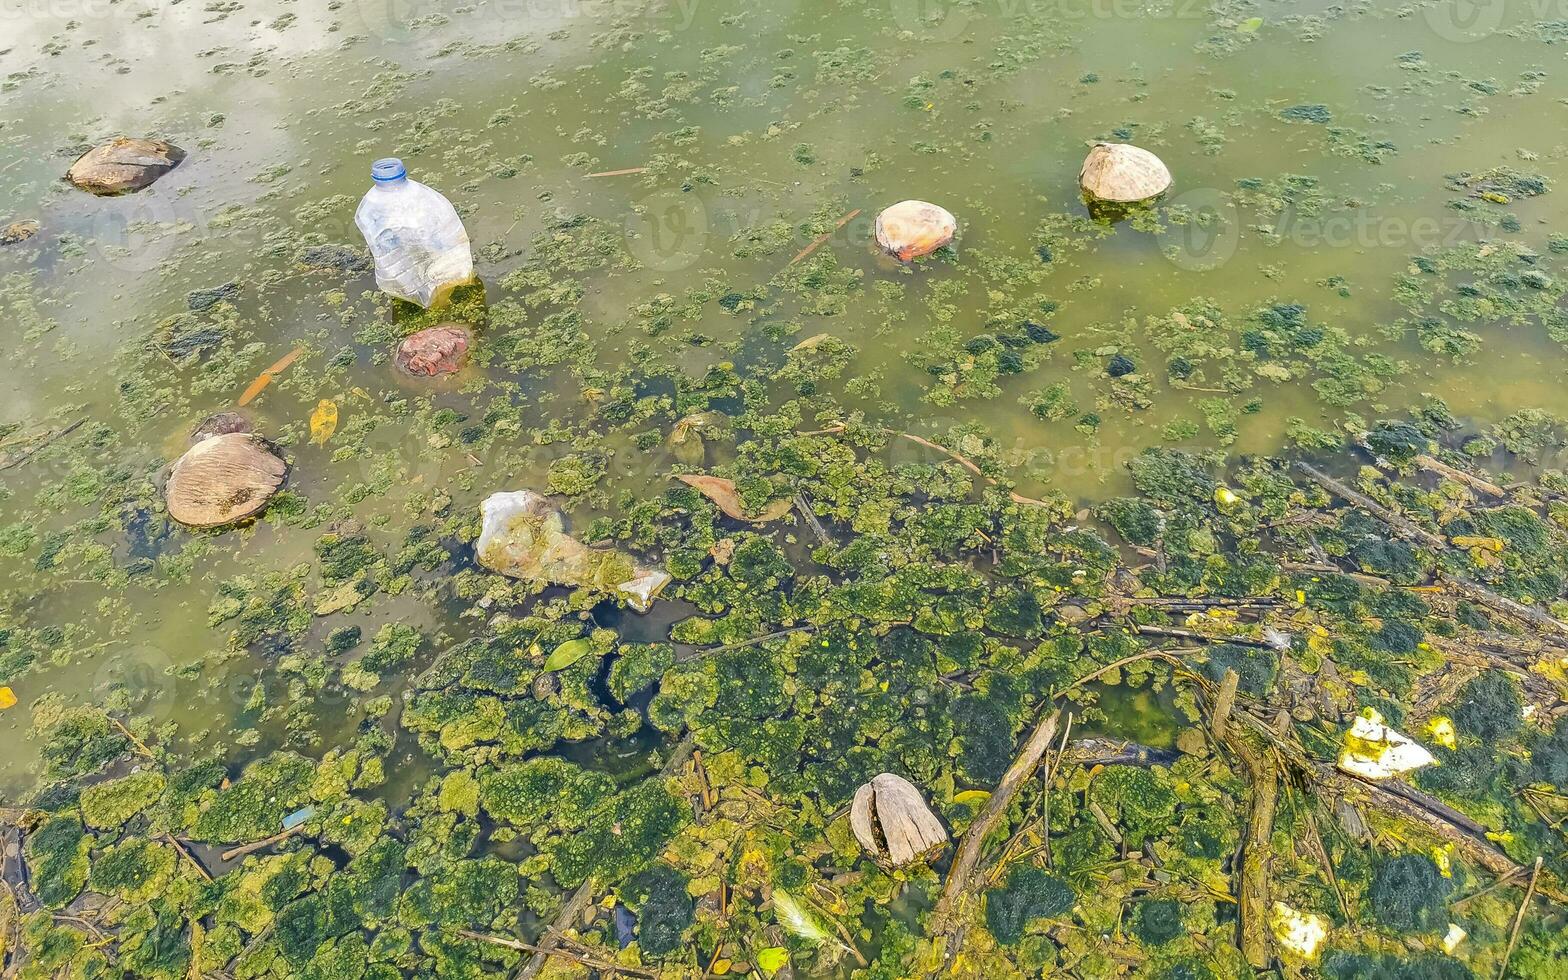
1, 220, 39, 245
395, 324, 471, 377
66, 137, 186, 195
874, 200, 957, 261
476, 490, 670, 612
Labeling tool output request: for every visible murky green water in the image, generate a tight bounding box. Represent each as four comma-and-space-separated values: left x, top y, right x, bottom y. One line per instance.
3, 0, 1568, 939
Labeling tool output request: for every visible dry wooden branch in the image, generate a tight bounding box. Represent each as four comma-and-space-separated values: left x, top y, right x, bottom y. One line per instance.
0, 419, 85, 471
219, 823, 305, 863
1211, 688, 1279, 969
1211, 669, 1239, 742
165, 835, 213, 883
930, 708, 1062, 947
457, 929, 655, 977
1414, 453, 1506, 498
1295, 461, 1446, 549
1437, 572, 1568, 644
794, 493, 833, 546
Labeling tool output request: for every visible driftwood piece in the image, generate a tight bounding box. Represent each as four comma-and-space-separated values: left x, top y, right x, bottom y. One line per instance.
1437, 572, 1568, 644
1295, 461, 1446, 549
219, 823, 305, 863
1414, 453, 1506, 498
1213, 694, 1278, 969
931, 708, 1061, 945
165, 433, 287, 528
850, 774, 948, 867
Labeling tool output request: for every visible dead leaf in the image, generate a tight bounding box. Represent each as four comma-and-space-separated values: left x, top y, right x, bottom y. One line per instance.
310, 399, 339, 445
675, 474, 793, 523
790, 333, 833, 353
0, 686, 15, 710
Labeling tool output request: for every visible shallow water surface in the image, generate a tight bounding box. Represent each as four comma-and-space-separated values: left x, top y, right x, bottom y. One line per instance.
3, 0, 1568, 974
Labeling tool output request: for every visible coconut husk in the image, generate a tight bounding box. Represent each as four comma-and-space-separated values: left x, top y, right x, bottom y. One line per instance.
1079, 142, 1172, 203
850, 772, 948, 867
165, 433, 286, 528
873, 200, 957, 261
66, 137, 186, 195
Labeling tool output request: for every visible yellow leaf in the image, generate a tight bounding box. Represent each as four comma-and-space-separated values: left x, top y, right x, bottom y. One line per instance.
0, 686, 15, 710
756, 947, 790, 977
310, 399, 339, 445
952, 790, 991, 805
712, 959, 732, 975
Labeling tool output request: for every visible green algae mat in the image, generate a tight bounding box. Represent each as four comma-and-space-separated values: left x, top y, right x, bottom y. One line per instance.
5, 1, 1568, 977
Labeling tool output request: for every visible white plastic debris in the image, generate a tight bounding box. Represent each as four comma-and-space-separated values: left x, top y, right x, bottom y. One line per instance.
354, 157, 474, 308
1270, 902, 1328, 961
1442, 923, 1467, 953
476, 490, 669, 613
1337, 708, 1435, 780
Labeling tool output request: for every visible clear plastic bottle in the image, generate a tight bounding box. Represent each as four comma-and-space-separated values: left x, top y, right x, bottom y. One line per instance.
353, 158, 474, 308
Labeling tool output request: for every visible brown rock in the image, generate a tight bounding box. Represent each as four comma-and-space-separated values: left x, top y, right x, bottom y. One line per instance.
190, 412, 252, 444
165, 432, 286, 528
395, 324, 470, 377
66, 138, 186, 196
1, 220, 40, 245
873, 200, 957, 261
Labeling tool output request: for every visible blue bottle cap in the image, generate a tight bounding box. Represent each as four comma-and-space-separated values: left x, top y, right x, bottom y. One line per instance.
371, 158, 406, 182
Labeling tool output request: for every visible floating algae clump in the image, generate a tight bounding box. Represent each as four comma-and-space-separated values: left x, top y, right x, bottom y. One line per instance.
985, 866, 1076, 945
1369, 854, 1453, 933
25, 813, 92, 909
79, 769, 166, 829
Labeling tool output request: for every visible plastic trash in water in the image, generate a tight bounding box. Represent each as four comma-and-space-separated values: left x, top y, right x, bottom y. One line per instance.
353, 158, 474, 308
282, 806, 315, 830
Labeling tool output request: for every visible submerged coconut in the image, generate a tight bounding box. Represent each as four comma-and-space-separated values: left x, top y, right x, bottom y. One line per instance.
873, 200, 957, 261
66, 137, 186, 195
165, 432, 286, 528
850, 772, 948, 867
1079, 142, 1172, 203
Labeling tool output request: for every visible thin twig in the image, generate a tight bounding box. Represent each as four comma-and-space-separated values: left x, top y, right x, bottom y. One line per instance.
676, 625, 816, 662
457, 929, 655, 977
787, 207, 861, 266
586, 167, 647, 178
110, 717, 156, 760
165, 834, 213, 883
0, 418, 85, 471
1498, 857, 1544, 980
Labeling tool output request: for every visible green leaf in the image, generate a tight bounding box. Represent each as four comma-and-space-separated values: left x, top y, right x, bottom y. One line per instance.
1237, 16, 1263, 32
543, 638, 593, 671
756, 947, 790, 976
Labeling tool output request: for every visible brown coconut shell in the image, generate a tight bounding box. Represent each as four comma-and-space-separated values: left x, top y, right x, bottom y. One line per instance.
1079, 142, 1172, 203
66, 138, 186, 196
166, 432, 286, 528
873, 200, 957, 261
